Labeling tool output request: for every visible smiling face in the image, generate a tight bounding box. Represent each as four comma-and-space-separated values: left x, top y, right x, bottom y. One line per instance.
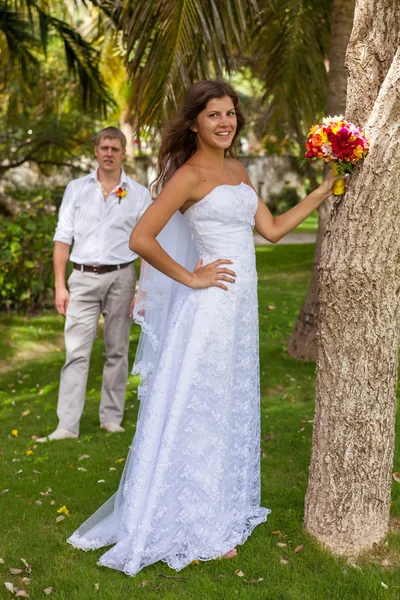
94, 136, 126, 174
191, 96, 237, 151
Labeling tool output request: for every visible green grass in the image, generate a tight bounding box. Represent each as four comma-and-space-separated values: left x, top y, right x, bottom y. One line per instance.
1, 244, 400, 600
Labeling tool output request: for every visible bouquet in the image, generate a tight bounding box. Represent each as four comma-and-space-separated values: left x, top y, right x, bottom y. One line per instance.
305, 116, 370, 195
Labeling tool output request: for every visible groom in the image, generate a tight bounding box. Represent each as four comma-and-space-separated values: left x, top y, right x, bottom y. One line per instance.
37, 127, 151, 442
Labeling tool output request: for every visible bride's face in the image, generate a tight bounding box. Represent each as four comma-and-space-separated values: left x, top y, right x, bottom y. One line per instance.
191, 96, 237, 150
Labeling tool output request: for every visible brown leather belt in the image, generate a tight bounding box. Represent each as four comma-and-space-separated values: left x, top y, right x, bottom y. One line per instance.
73, 262, 132, 275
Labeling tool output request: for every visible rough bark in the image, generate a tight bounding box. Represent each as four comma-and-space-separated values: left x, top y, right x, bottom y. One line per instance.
304, 0, 400, 554
287, 0, 355, 360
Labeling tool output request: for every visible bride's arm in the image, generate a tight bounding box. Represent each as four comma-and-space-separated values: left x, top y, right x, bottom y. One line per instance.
252, 169, 340, 243
129, 167, 236, 291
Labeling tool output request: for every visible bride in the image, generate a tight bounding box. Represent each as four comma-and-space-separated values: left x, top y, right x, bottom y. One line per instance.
67, 80, 339, 576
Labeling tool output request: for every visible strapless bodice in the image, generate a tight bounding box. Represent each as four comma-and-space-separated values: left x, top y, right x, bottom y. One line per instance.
183, 183, 258, 262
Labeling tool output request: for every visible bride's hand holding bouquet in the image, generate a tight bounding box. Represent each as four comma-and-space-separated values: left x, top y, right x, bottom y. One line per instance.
305, 116, 370, 196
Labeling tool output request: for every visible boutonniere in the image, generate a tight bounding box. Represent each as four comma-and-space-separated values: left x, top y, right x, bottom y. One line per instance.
115, 186, 128, 204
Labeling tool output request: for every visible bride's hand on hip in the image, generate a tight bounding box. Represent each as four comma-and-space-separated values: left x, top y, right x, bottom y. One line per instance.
190, 259, 236, 291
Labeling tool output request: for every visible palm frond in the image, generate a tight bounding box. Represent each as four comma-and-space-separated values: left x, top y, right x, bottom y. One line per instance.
95, 0, 259, 132
251, 0, 331, 138
0, 3, 40, 79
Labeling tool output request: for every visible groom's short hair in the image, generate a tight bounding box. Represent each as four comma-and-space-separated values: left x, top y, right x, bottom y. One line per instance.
95, 127, 127, 149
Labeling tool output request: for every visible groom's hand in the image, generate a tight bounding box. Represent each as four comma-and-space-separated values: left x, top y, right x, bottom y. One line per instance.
129, 296, 136, 318
55, 285, 70, 317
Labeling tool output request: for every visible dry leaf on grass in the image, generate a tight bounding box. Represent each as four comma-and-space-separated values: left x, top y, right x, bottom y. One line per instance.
115, 458, 125, 463
77, 467, 87, 472
78, 454, 90, 461
4, 582, 15, 593
268, 305, 276, 310
294, 545, 303, 553
15, 590, 29, 598
109, 467, 117, 472
21, 578, 31, 584
280, 558, 290, 565
97, 480, 105, 484
0, 557, 5, 564
35, 501, 42, 506
94, 584, 99, 591
20, 559, 31, 572
277, 543, 287, 548
55, 515, 65, 523
57, 506, 70, 517
43, 588, 53, 595
271, 530, 281, 535
10, 568, 23, 575
392, 472, 400, 483
234, 570, 244, 577
381, 582, 389, 589
22, 410, 30, 417
0, 489, 9, 495
243, 578, 264, 584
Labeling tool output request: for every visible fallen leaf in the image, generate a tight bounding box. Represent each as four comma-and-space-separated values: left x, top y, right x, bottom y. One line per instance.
97, 480, 105, 484
21, 411, 30, 417
94, 584, 99, 591
191, 560, 199, 565
35, 500, 42, 506
243, 578, 264, 584
10, 568, 23, 575
392, 472, 400, 483
271, 530, 281, 535
11, 429, 19, 437
280, 558, 290, 565
4, 582, 15, 593
109, 467, 117, 472
15, 590, 29, 598
57, 506, 70, 517
0, 557, 4, 564
20, 559, 31, 572
50, 500, 56, 506
39, 389, 44, 395
294, 545, 303, 553
77, 467, 87, 472
78, 454, 90, 461
115, 458, 125, 463
140, 580, 148, 587
382, 559, 391, 568
234, 570, 244, 577
0, 489, 9, 495
267, 305, 275, 310
56, 515, 65, 523
381, 582, 389, 589
43, 587, 53, 595
32, 470, 40, 475
21, 578, 31, 584
277, 543, 287, 548
25, 451, 33, 457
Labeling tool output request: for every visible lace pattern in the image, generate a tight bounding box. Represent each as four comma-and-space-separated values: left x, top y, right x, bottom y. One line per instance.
67, 183, 270, 576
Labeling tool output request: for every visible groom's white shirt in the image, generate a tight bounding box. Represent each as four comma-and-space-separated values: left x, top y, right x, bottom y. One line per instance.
53, 168, 152, 265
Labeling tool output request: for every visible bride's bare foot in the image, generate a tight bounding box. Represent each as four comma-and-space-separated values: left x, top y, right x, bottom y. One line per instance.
222, 548, 238, 559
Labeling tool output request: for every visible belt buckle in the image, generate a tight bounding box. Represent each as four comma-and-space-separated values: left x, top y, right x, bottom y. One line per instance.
93, 266, 99, 275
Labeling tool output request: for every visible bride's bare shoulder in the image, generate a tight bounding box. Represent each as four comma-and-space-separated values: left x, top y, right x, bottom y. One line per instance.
225, 157, 251, 183
172, 164, 202, 188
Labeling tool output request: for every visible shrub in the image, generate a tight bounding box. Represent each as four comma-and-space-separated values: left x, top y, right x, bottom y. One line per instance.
0, 191, 59, 311
268, 186, 300, 214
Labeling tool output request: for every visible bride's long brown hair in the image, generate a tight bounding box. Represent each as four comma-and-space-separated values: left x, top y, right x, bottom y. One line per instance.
153, 80, 246, 194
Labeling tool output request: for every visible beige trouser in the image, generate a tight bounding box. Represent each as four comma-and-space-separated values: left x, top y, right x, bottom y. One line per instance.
57, 264, 136, 434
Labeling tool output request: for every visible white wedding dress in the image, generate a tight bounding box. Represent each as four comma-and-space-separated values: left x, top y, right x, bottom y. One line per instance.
67, 182, 270, 576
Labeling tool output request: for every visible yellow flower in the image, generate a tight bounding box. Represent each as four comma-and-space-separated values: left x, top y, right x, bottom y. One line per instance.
354, 145, 364, 159
11, 429, 18, 437
120, 189, 127, 198
26, 450, 33, 456
57, 505, 70, 517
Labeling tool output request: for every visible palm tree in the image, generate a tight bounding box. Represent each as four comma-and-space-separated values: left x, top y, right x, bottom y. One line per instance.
0, 0, 113, 112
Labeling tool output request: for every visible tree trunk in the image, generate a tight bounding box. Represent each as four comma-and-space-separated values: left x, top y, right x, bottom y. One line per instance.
304, 0, 400, 555
287, 0, 355, 360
